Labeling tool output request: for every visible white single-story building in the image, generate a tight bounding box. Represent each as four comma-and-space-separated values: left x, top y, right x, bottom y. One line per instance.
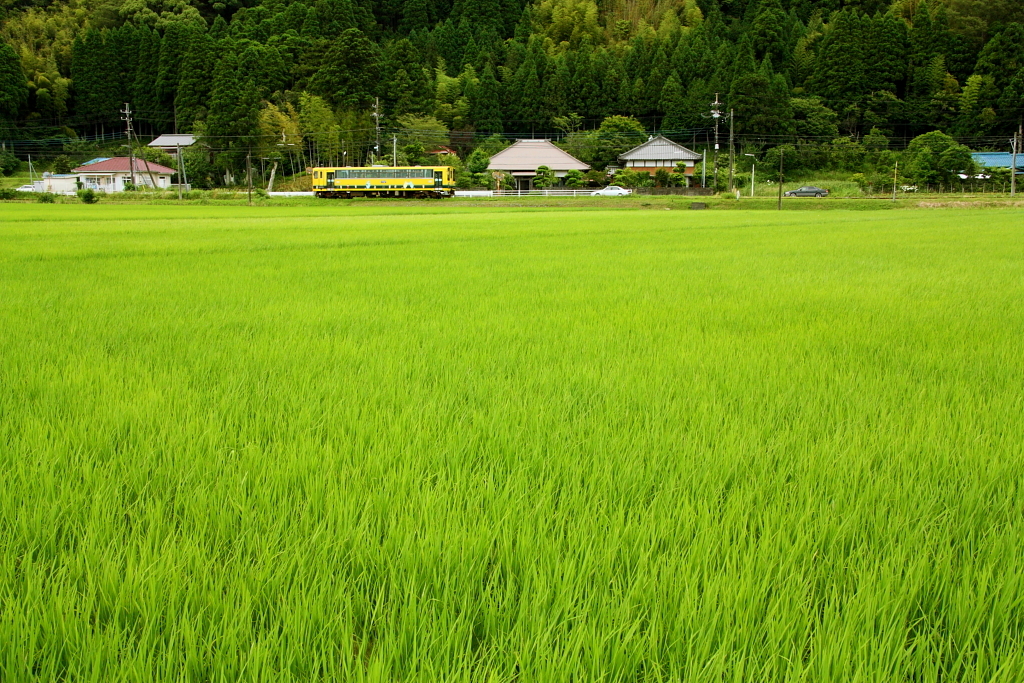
35, 173, 80, 194
71, 157, 176, 192
149, 134, 196, 155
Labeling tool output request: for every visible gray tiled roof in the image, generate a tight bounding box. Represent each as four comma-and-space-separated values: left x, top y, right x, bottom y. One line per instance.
488, 139, 590, 172
619, 135, 702, 162
149, 134, 196, 147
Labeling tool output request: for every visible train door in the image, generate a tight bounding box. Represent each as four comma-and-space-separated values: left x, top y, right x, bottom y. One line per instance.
326, 171, 335, 188
434, 171, 443, 188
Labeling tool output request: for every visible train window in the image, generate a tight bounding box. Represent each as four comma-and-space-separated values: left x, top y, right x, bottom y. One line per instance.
326, 169, 438, 179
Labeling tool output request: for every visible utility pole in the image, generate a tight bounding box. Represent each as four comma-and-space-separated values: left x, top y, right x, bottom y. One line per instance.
122, 103, 134, 190
393, 134, 397, 167
177, 144, 190, 196
710, 93, 722, 191
702, 149, 706, 188
176, 144, 182, 200
27, 154, 34, 184
728, 108, 735, 192
777, 147, 784, 211
122, 102, 158, 190
372, 97, 381, 165
1012, 122, 1020, 197
893, 161, 899, 202
246, 150, 253, 206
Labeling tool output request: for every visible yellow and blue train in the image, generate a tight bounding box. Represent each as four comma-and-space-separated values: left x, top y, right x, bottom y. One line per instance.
311, 165, 455, 198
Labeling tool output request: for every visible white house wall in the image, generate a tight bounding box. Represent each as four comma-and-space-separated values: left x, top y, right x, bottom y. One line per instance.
79, 172, 172, 192
627, 160, 695, 168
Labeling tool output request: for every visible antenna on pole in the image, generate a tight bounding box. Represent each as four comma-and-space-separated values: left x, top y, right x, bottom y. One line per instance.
372, 97, 381, 165
711, 93, 721, 191
700, 94, 732, 193
121, 102, 157, 191
122, 102, 134, 190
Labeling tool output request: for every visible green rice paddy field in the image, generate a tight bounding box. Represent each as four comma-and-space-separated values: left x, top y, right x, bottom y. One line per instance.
2, 204, 1024, 682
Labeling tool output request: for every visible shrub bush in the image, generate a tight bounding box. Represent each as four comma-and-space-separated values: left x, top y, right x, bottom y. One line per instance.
51, 155, 74, 174
0, 151, 20, 176
77, 188, 99, 204
37, 192, 56, 203
614, 168, 653, 189
532, 165, 556, 189
0, 187, 18, 199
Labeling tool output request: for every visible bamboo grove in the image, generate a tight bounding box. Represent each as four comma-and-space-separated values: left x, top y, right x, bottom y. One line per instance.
1, 0, 1023, 184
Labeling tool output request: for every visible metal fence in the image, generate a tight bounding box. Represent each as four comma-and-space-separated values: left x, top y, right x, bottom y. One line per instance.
456, 188, 598, 196
454, 187, 716, 198
633, 187, 716, 196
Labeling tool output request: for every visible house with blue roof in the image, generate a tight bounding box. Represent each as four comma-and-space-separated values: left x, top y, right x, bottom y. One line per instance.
972, 152, 1023, 174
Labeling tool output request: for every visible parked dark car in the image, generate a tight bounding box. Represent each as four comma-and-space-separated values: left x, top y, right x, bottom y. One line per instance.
784, 186, 829, 197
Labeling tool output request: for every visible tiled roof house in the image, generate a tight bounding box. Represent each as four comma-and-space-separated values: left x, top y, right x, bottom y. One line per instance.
618, 135, 702, 176
487, 139, 590, 189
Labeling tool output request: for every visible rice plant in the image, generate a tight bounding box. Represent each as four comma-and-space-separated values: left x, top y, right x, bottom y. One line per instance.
1, 204, 1023, 682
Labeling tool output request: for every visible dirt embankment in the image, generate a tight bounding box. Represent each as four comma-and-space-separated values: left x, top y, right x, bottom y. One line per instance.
917, 200, 1024, 209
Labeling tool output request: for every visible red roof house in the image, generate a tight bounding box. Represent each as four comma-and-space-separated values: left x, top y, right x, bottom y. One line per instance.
72, 157, 177, 192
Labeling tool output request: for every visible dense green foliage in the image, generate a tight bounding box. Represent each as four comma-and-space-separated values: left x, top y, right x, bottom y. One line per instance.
0, 37, 27, 120
2, 204, 1024, 680
1, 0, 1023, 175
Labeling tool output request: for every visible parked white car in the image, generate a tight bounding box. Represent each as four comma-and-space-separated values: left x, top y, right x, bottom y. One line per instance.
591, 185, 631, 196
16, 184, 35, 192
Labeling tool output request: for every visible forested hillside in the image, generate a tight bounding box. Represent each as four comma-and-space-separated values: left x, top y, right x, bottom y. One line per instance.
1, 0, 1023, 185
